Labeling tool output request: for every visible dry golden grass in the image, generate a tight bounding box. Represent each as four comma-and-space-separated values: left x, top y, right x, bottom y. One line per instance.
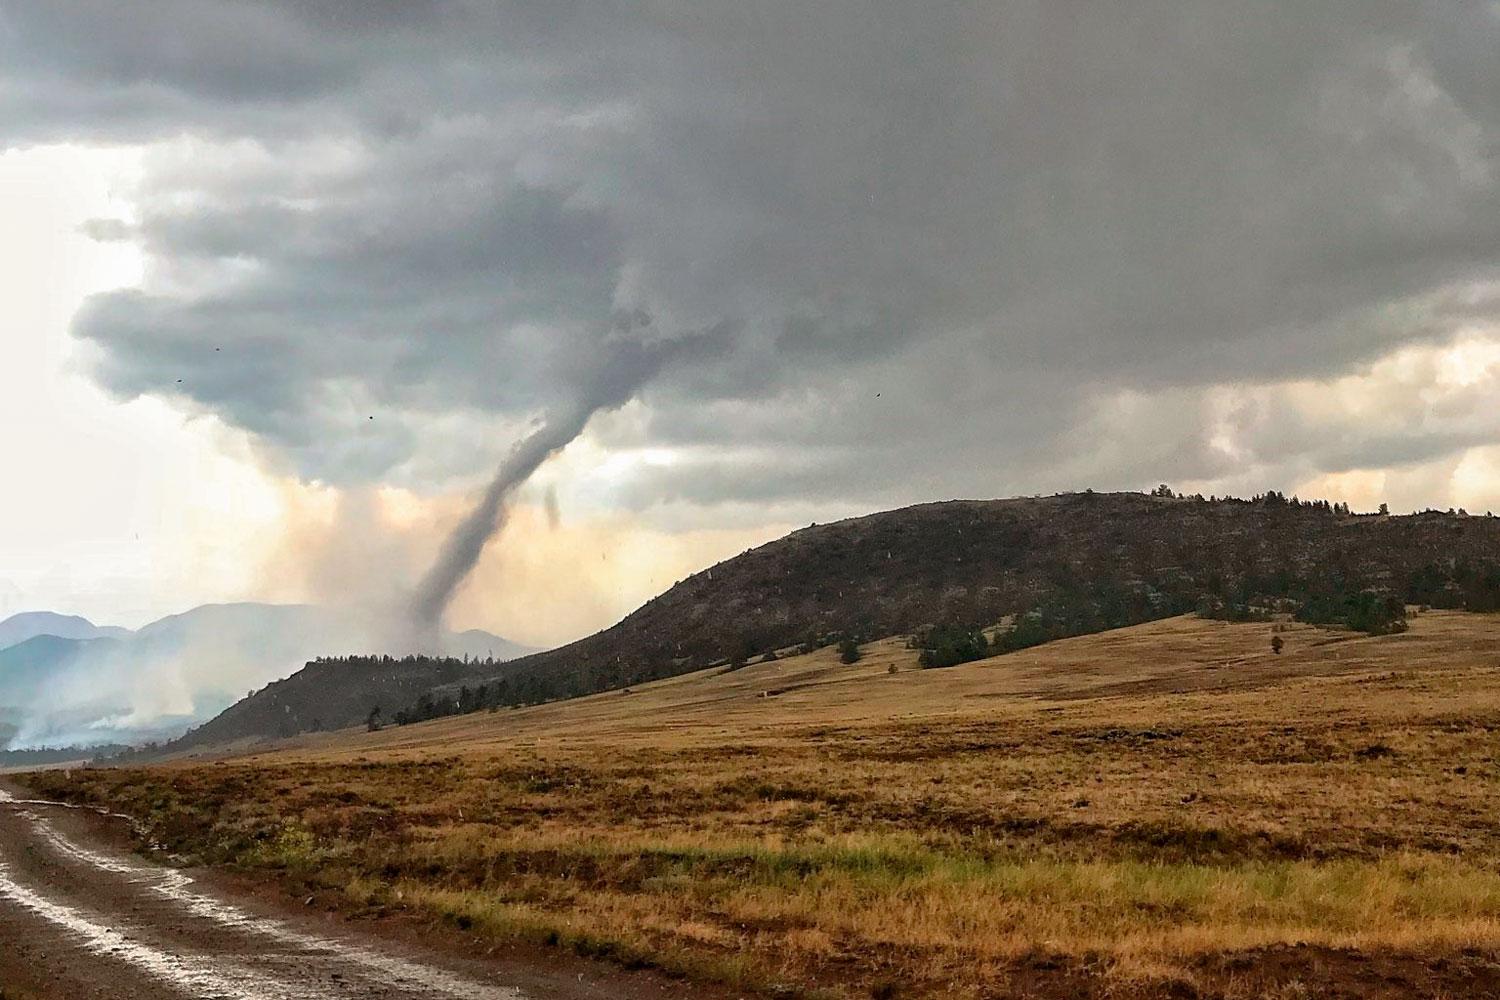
25, 611, 1500, 998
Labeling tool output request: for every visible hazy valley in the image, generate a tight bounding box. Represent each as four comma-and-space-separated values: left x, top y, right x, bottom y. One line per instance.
0, 603, 532, 754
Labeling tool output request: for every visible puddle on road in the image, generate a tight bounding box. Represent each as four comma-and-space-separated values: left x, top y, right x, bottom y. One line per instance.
0, 787, 526, 1000
0, 853, 328, 1000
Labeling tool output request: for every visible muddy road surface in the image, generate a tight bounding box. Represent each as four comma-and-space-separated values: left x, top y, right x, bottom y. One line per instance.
0, 784, 697, 1000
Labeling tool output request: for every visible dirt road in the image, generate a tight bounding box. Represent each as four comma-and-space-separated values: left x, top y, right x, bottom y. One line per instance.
0, 784, 693, 1000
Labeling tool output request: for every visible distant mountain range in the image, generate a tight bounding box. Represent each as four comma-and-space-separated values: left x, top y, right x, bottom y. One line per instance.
0, 634, 122, 703
0, 611, 130, 648
0, 604, 535, 750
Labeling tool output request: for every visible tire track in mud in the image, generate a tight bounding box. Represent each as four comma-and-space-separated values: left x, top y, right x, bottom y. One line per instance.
0, 786, 527, 999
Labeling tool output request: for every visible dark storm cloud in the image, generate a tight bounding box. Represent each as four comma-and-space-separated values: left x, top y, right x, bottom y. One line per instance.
4, 1, 1499, 500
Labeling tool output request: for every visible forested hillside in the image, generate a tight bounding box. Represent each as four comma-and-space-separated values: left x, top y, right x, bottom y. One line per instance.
161, 491, 1500, 751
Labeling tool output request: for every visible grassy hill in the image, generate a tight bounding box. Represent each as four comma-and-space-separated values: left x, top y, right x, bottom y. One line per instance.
34, 609, 1500, 998
167, 491, 1500, 752
214, 607, 1497, 760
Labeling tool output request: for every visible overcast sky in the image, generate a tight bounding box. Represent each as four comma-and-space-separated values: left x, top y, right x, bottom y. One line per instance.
3, 2, 1500, 644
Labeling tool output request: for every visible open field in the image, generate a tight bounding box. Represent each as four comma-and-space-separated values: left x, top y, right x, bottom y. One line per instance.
20, 611, 1500, 998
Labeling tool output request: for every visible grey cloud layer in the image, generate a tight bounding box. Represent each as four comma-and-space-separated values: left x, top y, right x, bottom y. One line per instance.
4, 1, 1498, 502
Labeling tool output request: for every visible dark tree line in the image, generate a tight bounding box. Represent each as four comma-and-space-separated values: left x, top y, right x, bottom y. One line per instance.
392, 681, 516, 726
912, 624, 991, 668
913, 577, 1201, 669
379, 648, 704, 727
1152, 484, 1355, 516
1407, 560, 1500, 611
1294, 589, 1407, 635
0, 744, 129, 768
